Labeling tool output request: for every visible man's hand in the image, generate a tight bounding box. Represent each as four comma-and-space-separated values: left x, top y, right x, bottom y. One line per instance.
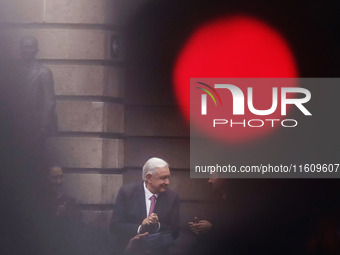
148, 213, 159, 224
125, 232, 149, 252
188, 220, 212, 235
141, 213, 159, 233
142, 213, 159, 225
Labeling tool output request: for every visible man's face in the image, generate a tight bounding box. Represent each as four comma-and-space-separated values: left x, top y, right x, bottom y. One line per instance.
49, 167, 63, 191
20, 38, 38, 60
208, 173, 225, 194
146, 166, 170, 194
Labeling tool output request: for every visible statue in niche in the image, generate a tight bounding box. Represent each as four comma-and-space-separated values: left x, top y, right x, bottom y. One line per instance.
19, 35, 57, 140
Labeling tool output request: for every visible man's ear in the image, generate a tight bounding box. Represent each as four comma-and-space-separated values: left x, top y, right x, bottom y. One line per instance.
146, 173, 152, 182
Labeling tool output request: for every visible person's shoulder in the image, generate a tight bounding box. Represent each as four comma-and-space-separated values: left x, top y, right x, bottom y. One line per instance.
119, 182, 143, 193
39, 65, 52, 75
34, 62, 52, 76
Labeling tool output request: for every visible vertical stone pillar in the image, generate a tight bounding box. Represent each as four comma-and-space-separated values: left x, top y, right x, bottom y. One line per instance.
3, 0, 125, 230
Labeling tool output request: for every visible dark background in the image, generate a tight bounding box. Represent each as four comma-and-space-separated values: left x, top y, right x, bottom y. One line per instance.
0, 0, 339, 254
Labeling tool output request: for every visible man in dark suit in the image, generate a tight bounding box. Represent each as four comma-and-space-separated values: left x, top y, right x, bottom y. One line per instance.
110, 157, 180, 254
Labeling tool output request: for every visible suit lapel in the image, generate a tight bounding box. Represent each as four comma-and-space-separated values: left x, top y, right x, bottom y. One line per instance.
136, 182, 147, 219
154, 191, 166, 218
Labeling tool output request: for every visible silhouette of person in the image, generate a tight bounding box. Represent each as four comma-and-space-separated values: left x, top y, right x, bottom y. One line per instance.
49, 166, 81, 220
19, 35, 57, 140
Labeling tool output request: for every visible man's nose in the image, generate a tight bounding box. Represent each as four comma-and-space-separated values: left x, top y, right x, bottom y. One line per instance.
165, 178, 170, 185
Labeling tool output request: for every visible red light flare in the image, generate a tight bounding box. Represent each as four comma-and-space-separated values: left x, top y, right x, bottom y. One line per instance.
173, 15, 298, 143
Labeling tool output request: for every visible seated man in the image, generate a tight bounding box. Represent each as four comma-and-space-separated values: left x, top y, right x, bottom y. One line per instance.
110, 157, 179, 253
188, 173, 226, 236
187, 174, 226, 255
188, 174, 319, 255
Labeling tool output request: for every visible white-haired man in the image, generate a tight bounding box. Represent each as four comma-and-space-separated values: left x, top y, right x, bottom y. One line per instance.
110, 157, 180, 254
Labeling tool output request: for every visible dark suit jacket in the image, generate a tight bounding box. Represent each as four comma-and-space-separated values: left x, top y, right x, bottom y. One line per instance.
110, 182, 180, 245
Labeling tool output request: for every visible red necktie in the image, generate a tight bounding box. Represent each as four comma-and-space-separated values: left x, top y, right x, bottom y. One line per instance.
148, 195, 156, 216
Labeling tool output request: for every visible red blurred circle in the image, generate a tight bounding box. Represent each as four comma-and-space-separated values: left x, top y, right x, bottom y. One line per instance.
173, 15, 298, 143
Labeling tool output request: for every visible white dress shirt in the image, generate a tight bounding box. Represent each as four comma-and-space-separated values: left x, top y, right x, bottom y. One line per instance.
137, 182, 160, 233
144, 181, 159, 217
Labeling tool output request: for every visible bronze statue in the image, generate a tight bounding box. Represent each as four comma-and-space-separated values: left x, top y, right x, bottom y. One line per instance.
19, 35, 57, 138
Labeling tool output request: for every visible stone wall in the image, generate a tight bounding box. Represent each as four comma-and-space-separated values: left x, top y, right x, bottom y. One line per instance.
2, 0, 213, 246
2, 0, 124, 230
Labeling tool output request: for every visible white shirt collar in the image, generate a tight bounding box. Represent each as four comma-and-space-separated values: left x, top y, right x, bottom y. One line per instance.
143, 181, 159, 199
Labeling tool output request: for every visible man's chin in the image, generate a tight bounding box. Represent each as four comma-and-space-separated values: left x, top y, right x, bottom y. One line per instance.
159, 186, 168, 192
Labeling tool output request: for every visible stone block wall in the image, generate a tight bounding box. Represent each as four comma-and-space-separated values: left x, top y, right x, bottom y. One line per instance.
1, 0, 119, 24
2, 1, 213, 248
2, 0, 125, 230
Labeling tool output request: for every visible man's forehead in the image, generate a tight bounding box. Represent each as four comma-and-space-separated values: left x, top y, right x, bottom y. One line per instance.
156, 166, 170, 175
